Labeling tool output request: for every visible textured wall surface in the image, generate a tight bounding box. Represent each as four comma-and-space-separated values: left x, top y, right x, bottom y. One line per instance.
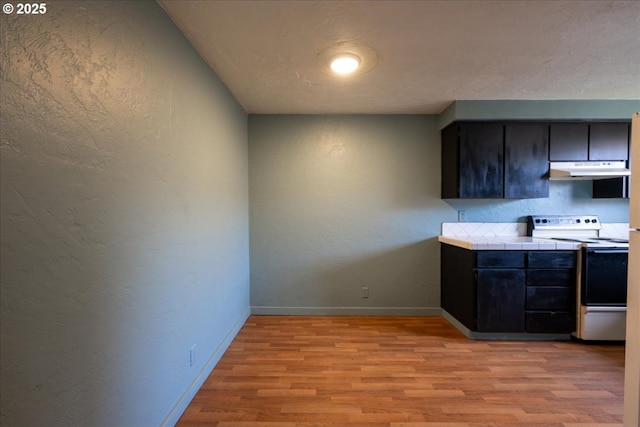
0, 2, 249, 426
446, 180, 630, 223
249, 115, 453, 314
1, 1, 634, 424
248, 114, 631, 315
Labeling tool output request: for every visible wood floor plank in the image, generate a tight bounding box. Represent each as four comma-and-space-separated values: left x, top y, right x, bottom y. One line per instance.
176, 316, 625, 426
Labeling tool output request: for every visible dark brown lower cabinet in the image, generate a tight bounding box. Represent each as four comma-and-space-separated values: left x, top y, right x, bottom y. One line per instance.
441, 244, 577, 335
477, 269, 526, 332
525, 312, 575, 333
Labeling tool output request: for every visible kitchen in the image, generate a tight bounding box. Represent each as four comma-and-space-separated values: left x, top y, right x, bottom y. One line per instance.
1, 1, 639, 426
438, 120, 634, 340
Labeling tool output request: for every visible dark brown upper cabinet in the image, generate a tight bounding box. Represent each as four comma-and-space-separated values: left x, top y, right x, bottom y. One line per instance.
589, 123, 629, 161
441, 121, 549, 199
549, 121, 629, 161
590, 122, 630, 198
549, 123, 589, 161
504, 124, 549, 199
458, 123, 504, 198
593, 177, 629, 198
441, 122, 503, 199
592, 122, 632, 198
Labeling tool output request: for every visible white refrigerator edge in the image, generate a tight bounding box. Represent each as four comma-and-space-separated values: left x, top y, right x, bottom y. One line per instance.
624, 112, 640, 426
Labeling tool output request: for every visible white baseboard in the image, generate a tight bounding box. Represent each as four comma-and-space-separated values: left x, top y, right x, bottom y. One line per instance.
161, 306, 251, 427
251, 306, 442, 316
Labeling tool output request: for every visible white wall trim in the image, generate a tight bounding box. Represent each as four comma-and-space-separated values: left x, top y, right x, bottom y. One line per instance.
251, 306, 442, 316
160, 307, 251, 427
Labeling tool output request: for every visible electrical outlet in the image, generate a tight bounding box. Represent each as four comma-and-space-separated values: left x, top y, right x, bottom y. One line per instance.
189, 345, 197, 367
361, 286, 369, 298
458, 210, 467, 222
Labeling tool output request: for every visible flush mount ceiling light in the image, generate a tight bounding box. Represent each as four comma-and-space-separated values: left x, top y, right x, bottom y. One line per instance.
330, 53, 361, 75
318, 42, 377, 78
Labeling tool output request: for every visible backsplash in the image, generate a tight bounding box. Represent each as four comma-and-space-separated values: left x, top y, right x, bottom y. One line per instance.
442, 222, 630, 238
441, 222, 526, 237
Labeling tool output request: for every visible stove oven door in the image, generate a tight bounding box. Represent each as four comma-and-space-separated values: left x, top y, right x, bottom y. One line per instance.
581, 247, 629, 306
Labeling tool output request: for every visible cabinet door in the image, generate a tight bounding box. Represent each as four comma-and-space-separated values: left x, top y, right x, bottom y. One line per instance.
549, 123, 589, 161
477, 269, 525, 332
593, 177, 629, 198
459, 124, 503, 198
504, 124, 549, 198
589, 123, 629, 160
441, 123, 459, 198
441, 244, 477, 331
591, 123, 630, 196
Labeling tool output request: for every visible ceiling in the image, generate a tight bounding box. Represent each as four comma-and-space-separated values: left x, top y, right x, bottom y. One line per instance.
158, 0, 640, 114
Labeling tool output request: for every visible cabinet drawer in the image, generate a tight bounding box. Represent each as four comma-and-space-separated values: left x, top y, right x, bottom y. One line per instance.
526, 312, 575, 333
477, 251, 526, 268
526, 287, 574, 311
528, 251, 576, 268
527, 269, 575, 287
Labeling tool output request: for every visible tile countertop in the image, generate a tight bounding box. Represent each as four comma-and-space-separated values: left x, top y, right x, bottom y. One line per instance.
437, 222, 632, 251
437, 235, 580, 250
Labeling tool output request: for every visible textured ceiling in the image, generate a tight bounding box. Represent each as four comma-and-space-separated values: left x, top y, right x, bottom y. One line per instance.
158, 0, 640, 114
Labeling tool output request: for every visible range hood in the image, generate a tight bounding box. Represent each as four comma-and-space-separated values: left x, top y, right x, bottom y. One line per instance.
549, 161, 631, 180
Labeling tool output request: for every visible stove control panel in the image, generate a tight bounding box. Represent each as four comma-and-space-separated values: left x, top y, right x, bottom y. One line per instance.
527, 215, 602, 234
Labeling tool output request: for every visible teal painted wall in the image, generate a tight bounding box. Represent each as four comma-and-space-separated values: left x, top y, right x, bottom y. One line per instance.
0, 2, 249, 426
248, 112, 631, 315
0, 1, 635, 423
445, 180, 630, 223
249, 115, 449, 315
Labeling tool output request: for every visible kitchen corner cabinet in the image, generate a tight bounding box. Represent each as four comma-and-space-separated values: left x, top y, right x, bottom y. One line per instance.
441, 244, 576, 334
441, 121, 549, 199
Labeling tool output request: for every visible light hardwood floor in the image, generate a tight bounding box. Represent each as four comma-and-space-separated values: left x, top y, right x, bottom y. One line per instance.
177, 316, 625, 426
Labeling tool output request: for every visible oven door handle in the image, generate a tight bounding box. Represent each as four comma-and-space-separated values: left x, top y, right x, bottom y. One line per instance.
586, 248, 628, 254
